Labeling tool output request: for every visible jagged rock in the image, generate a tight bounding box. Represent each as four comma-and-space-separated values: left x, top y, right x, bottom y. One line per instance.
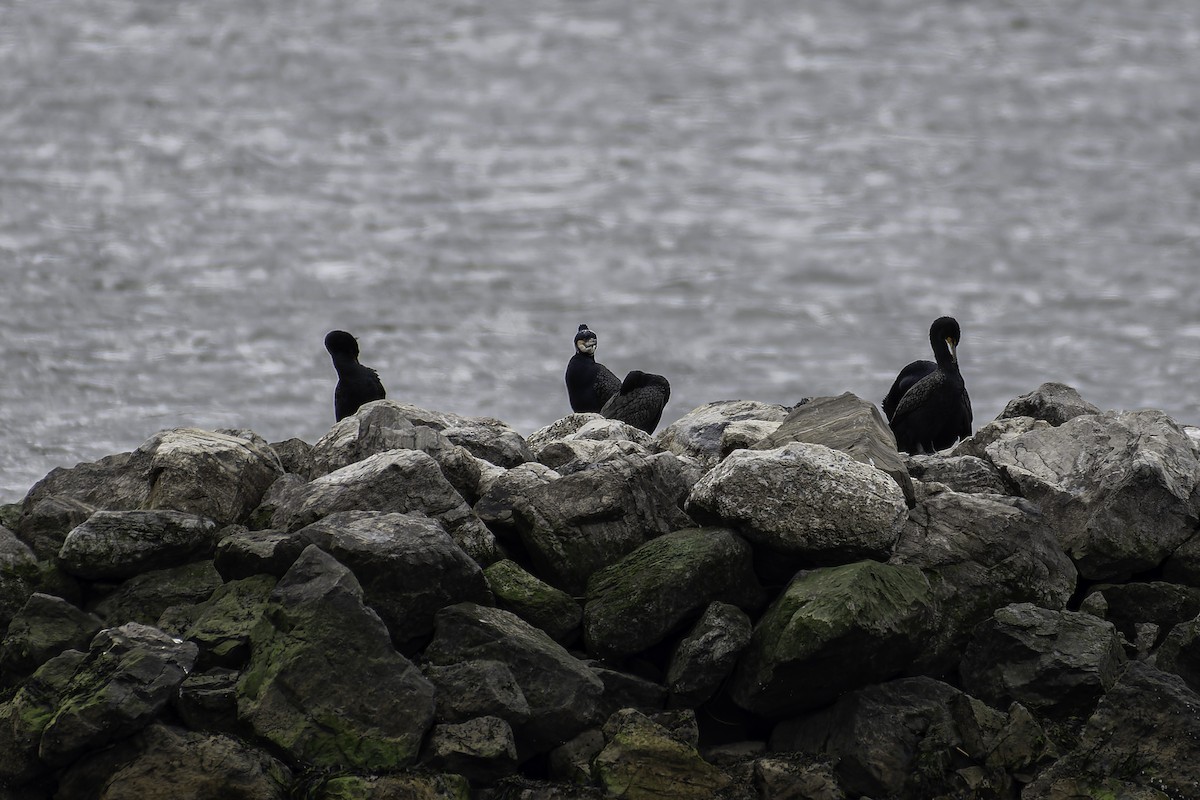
53, 723, 291, 800
687, 443, 907, 564
90, 560, 223, 631
904, 454, 1009, 495
537, 438, 651, 474
269, 437, 314, 478
997, 382, 1101, 426
422, 716, 520, 783
1164, 533, 1200, 585
583, 528, 763, 661
666, 602, 753, 707
58, 510, 221, 581
1023, 661, 1200, 799
443, 421, 534, 469
39, 623, 199, 766
0, 527, 39, 633
960, 603, 1127, 721
213, 524, 321, 579
549, 729, 607, 786
730, 561, 937, 717
751, 755, 846, 800
770, 676, 1012, 800
424, 660, 532, 726
267, 449, 498, 564
474, 463, 560, 542
425, 603, 604, 756
525, 414, 606, 452
174, 667, 242, 734
1081, 581, 1200, 649
310, 402, 483, 501
313, 773, 471, 800
588, 663, 668, 718
478, 777, 605, 799
889, 487, 1077, 672
18, 450, 152, 517
512, 453, 693, 594
236, 545, 436, 770
1155, 616, 1200, 693
484, 559, 581, 643
0, 649, 86, 785
655, 400, 790, 470
247, 474, 311, 529
592, 708, 732, 799
951, 416, 1052, 460
12, 495, 95, 561
180, 574, 276, 670
984, 410, 1200, 581
0, 593, 103, 683
296, 511, 492, 650
140, 428, 284, 525
752, 392, 915, 507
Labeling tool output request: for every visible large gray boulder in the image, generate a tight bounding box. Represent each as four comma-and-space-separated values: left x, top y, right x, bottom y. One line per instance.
996, 382, 1101, 426
11, 494, 95, 561
353, 400, 531, 467
889, 487, 1077, 672
296, 510, 492, 650
474, 462, 560, 543
39, 623, 200, 766
423, 659, 532, 726
583, 528, 764, 661
424, 602, 605, 757
512, 452, 693, 594
237, 545, 436, 771
1023, 662, 1200, 799
687, 442, 908, 563
960, 603, 1127, 721
984, 410, 1200, 580
267, 448, 498, 564
752, 392, 915, 507
0, 593, 104, 682
654, 400, 791, 470
666, 602, 753, 708
141, 428, 284, 525
57, 510, 220, 581
729, 561, 937, 717
53, 723, 291, 800
904, 454, 1009, 495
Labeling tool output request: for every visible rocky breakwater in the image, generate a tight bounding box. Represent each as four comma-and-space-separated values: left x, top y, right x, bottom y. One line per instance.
1, 386, 1199, 799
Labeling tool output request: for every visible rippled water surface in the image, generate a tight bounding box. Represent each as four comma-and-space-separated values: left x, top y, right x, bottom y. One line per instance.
2, 0, 1199, 500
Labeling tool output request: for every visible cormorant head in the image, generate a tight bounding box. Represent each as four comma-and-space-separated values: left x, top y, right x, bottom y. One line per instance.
929, 317, 962, 360
574, 324, 598, 355
325, 330, 360, 359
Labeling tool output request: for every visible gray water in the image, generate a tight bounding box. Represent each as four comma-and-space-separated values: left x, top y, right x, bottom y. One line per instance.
3, 0, 1199, 502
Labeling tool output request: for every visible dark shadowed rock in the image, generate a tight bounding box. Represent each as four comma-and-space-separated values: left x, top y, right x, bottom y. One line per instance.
268, 437, 314, 478
655, 400, 790, 470
687, 443, 907, 563
889, 487, 1077, 672
730, 561, 936, 717
770, 677, 1015, 800
751, 756, 847, 800
425, 602, 604, 757
752, 392, 915, 507
236, 545, 435, 771
666, 601, 752, 708
0, 593, 103, 683
587, 663, 669, 718
422, 716, 519, 783
58, 510, 221, 581
0, 649, 86, 785
1156, 617, 1200, 693
512, 453, 693, 595
12, 495, 95, 561
1081, 581, 1200, 649
174, 667, 242, 735
424, 659, 532, 726
213, 524, 321, 579
53, 723, 291, 800
960, 603, 1127, 721
309, 773, 471, 800
39, 623, 199, 767
180, 574, 276, 670
267, 448, 498, 564
484, 559, 581, 644
593, 708, 732, 800
1023, 661, 1200, 799
92, 560, 223, 630
997, 382, 1101, 426
984, 410, 1200, 580
296, 510, 492, 650
0, 527, 39, 633
583, 528, 763, 661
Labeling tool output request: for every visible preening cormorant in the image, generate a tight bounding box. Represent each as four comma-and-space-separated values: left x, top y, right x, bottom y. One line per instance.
324, 330, 386, 421
886, 316, 972, 454
882, 360, 937, 422
601, 370, 671, 434
565, 324, 621, 413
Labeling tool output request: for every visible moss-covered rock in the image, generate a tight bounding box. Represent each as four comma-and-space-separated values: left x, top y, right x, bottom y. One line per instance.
181, 573, 276, 669
312, 772, 470, 800
484, 558, 581, 642
592, 709, 731, 799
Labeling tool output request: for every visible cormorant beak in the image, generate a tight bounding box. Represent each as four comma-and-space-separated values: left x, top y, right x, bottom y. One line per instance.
945, 337, 958, 360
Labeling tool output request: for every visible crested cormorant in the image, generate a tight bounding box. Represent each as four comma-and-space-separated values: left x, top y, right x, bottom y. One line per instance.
601, 370, 671, 434
887, 316, 972, 454
565, 324, 621, 413
324, 330, 386, 421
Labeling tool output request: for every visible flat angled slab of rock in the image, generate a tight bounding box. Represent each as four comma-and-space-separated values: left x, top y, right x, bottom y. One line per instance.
752, 392, 915, 506
997, 382, 1100, 426
58, 510, 220, 581
237, 545, 435, 771
593, 708, 732, 800
0, 593, 104, 682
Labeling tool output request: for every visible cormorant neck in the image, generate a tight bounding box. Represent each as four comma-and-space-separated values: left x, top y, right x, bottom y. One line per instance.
931, 339, 959, 371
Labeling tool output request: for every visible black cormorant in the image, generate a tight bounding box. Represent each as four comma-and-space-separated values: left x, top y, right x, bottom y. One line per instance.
565, 324, 621, 413
324, 330, 386, 421
601, 370, 671, 434
887, 316, 972, 454
882, 360, 937, 422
